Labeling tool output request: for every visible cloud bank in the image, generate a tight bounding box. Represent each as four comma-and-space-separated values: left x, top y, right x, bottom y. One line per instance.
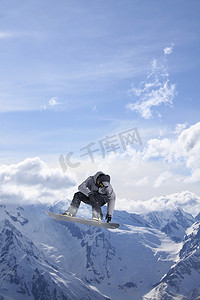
0, 157, 76, 204
116, 191, 200, 217
0, 123, 199, 216
69, 122, 200, 215
143, 122, 200, 183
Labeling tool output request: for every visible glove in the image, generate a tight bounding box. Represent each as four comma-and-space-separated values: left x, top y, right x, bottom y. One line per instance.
105, 214, 112, 223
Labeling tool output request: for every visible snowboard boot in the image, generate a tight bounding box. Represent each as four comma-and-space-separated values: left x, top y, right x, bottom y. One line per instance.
92, 209, 103, 221
62, 211, 73, 217
92, 216, 101, 221
62, 205, 78, 217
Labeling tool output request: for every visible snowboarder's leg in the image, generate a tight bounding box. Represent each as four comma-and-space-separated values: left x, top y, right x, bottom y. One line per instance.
92, 207, 103, 220
91, 194, 106, 221
63, 192, 88, 216
63, 192, 106, 220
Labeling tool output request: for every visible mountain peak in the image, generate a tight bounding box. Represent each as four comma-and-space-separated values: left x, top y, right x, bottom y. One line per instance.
142, 208, 195, 242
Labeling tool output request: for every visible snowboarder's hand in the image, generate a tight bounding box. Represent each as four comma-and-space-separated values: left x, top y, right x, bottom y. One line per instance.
106, 214, 112, 223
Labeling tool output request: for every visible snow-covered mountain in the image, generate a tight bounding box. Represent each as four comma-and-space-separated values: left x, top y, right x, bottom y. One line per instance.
0, 216, 109, 300
0, 200, 198, 300
144, 222, 200, 299
142, 208, 195, 243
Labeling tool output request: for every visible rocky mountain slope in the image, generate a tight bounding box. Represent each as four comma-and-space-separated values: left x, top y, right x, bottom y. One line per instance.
0, 214, 109, 300
0, 200, 199, 299
144, 222, 200, 299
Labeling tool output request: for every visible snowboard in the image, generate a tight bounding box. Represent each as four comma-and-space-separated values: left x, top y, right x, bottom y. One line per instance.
46, 211, 119, 229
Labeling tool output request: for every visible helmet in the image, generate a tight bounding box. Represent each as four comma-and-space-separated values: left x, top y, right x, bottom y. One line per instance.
96, 174, 110, 187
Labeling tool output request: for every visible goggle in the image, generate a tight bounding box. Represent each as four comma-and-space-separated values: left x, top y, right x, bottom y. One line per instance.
98, 181, 109, 188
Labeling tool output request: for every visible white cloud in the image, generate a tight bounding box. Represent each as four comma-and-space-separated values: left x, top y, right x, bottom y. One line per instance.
185, 168, 200, 183
178, 123, 200, 182
57, 121, 198, 215
144, 122, 199, 158
41, 97, 62, 111
67, 122, 200, 210
49, 97, 59, 107
153, 171, 173, 188
0, 157, 76, 204
127, 55, 176, 119
115, 191, 200, 217
145, 191, 200, 217
124, 176, 149, 187
134, 176, 149, 186
143, 122, 200, 180
164, 44, 174, 55
1, 123, 199, 215
173, 122, 188, 135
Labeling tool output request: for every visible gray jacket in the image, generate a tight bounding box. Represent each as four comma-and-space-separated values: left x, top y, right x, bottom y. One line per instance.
78, 171, 116, 217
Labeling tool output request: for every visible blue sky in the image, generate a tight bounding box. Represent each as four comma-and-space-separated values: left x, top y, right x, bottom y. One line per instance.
0, 0, 200, 203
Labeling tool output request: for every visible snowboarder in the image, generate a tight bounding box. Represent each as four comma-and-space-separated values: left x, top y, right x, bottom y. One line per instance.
63, 171, 116, 223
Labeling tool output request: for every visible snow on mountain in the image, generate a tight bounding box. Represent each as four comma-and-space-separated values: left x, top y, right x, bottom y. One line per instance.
0, 201, 181, 300
144, 222, 200, 300
142, 208, 195, 243
113, 209, 151, 228
0, 215, 109, 300
134, 191, 200, 219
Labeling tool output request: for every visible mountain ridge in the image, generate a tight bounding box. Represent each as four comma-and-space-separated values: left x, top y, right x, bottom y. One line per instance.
0, 197, 199, 299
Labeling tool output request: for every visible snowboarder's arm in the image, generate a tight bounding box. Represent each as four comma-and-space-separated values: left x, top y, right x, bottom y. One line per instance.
78, 177, 93, 196
99, 183, 116, 217
107, 190, 116, 217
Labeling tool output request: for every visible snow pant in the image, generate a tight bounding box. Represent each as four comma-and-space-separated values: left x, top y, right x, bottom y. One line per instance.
67, 192, 106, 219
